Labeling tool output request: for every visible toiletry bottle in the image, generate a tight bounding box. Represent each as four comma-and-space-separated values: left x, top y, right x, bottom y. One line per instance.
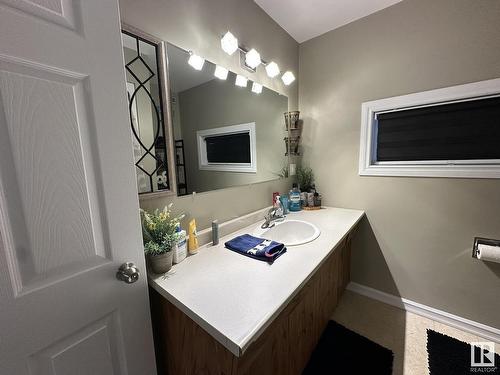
212, 220, 219, 246
307, 192, 315, 207
314, 192, 322, 207
280, 194, 289, 215
300, 192, 307, 208
188, 219, 199, 254
272, 192, 280, 207
275, 195, 283, 217
289, 183, 301, 212
173, 226, 187, 264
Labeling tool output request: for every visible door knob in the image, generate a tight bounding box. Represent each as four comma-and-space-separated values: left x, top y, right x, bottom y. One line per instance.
116, 262, 140, 284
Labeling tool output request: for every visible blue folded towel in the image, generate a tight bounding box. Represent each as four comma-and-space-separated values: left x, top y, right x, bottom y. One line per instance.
225, 234, 286, 263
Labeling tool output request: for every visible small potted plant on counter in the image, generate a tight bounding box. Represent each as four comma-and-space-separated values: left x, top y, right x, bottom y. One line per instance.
297, 165, 314, 192
141, 204, 185, 274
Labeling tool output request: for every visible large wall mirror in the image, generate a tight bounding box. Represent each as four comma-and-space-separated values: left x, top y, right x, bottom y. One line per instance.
121, 28, 288, 197
167, 43, 288, 196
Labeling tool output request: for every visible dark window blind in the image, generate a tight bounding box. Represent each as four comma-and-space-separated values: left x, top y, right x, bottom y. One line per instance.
376, 96, 500, 162
205, 133, 251, 163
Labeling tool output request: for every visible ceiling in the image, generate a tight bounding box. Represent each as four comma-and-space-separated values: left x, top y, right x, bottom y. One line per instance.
254, 0, 403, 43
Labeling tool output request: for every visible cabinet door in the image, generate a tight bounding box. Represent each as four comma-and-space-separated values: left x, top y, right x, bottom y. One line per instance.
288, 282, 317, 374
337, 239, 352, 297
288, 245, 346, 374
314, 250, 340, 335
160, 299, 234, 375
237, 313, 289, 375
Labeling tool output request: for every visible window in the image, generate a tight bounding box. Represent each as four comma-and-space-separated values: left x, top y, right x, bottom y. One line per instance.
359, 78, 500, 178
197, 123, 257, 172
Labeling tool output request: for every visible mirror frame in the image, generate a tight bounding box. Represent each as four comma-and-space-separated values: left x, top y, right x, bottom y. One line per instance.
122, 23, 177, 199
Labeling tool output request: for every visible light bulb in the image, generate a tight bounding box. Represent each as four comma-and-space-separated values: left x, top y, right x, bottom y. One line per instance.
188, 53, 205, 71
214, 65, 228, 80
245, 48, 261, 69
235, 75, 248, 87
251, 82, 263, 94
281, 71, 295, 85
265, 61, 280, 78
221, 31, 238, 55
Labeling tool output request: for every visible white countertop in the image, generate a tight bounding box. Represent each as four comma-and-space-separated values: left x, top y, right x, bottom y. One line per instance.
149, 207, 364, 356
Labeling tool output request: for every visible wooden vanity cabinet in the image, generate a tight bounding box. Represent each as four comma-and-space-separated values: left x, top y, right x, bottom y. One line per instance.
150, 235, 352, 375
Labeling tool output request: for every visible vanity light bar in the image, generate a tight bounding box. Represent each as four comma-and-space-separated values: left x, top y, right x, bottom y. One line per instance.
220, 30, 295, 84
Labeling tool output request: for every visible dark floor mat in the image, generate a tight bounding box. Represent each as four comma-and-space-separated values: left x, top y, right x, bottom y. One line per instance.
427, 329, 499, 374
303, 320, 394, 374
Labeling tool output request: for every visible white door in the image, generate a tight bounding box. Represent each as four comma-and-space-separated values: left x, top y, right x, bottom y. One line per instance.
0, 1, 156, 374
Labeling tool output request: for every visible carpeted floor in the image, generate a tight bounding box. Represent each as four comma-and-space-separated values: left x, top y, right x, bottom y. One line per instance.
303, 320, 394, 374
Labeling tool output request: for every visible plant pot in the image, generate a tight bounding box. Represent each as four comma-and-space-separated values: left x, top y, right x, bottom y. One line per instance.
149, 251, 173, 274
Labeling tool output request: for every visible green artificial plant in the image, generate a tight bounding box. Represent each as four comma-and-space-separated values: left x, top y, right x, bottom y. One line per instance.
297, 165, 315, 192
140, 204, 185, 256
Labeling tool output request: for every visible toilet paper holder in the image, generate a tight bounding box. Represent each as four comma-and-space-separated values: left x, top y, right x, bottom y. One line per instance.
472, 237, 500, 259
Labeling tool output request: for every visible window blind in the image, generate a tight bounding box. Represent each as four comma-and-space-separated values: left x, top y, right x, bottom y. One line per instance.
205, 133, 251, 163
376, 96, 500, 162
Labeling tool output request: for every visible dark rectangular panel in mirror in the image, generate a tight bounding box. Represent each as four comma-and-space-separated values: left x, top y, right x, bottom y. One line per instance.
206, 134, 251, 163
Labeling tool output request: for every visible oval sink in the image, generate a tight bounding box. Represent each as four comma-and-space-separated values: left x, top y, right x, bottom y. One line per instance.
253, 219, 320, 246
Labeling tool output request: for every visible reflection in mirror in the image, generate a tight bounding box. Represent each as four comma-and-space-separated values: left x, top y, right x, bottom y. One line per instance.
122, 30, 170, 194
167, 43, 288, 196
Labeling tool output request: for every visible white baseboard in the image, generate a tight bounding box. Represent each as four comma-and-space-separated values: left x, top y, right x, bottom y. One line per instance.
347, 282, 500, 343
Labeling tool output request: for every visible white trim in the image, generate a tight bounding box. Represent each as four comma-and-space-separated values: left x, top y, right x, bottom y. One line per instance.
347, 282, 500, 343
197, 122, 257, 173
358, 78, 500, 179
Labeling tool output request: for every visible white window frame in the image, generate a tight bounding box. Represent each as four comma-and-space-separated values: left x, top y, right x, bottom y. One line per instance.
359, 78, 500, 179
197, 122, 257, 173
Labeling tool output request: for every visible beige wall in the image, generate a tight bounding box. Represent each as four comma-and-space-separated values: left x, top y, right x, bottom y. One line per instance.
178, 76, 287, 193
299, 0, 500, 328
119, 0, 298, 229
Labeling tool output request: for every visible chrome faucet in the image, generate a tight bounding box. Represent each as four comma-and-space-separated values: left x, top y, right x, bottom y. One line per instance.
262, 201, 285, 229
